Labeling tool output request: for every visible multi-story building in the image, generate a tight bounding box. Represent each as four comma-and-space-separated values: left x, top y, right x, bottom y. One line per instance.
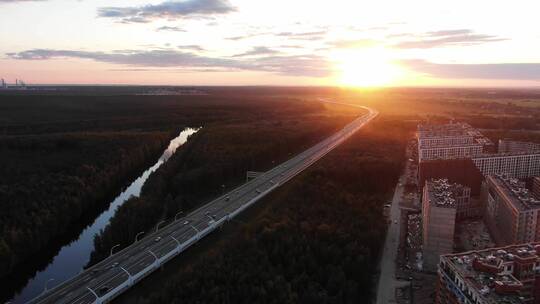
423, 179, 471, 272
499, 140, 540, 154
485, 174, 540, 246
417, 123, 493, 161
438, 243, 540, 304
420, 144, 485, 161
418, 158, 484, 197
419, 135, 475, 148
473, 153, 540, 179
534, 177, 540, 200
417, 122, 473, 138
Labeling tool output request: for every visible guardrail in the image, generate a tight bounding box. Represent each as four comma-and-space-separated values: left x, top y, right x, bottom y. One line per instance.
95, 182, 281, 304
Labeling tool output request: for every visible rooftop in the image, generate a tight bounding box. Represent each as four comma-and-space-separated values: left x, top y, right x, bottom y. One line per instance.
425, 179, 469, 208
441, 243, 540, 304
417, 122, 493, 147
488, 174, 540, 212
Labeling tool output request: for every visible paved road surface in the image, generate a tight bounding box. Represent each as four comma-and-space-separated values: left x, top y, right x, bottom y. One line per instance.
27, 104, 378, 304
376, 160, 411, 303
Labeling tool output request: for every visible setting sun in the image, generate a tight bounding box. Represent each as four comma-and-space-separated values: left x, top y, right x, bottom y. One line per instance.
332, 48, 405, 87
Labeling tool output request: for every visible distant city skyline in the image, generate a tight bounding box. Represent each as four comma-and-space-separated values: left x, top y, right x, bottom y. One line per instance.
1, 0, 540, 87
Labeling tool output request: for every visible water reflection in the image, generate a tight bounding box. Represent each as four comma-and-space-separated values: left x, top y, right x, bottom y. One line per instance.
9, 127, 199, 303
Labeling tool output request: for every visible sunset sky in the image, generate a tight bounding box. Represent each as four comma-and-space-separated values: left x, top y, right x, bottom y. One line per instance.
1, 0, 540, 87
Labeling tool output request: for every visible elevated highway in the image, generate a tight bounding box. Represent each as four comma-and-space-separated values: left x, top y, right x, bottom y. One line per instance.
28, 104, 378, 304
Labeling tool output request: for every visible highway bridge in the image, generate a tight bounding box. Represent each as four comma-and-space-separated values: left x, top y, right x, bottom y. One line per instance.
28, 105, 378, 304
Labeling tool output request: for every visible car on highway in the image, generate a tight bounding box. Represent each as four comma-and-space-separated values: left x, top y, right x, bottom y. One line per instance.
154, 237, 162, 242
224, 196, 230, 201
183, 220, 189, 225
256, 189, 261, 194
111, 262, 119, 268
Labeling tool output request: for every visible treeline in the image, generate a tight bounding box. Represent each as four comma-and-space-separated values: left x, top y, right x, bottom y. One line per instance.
89, 104, 358, 264
0, 131, 172, 278
122, 116, 410, 304
0, 93, 330, 281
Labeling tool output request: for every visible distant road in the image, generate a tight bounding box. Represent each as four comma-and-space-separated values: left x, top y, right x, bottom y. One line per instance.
376, 158, 411, 303
27, 102, 378, 304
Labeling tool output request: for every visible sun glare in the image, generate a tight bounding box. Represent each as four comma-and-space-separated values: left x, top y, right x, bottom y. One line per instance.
332, 48, 404, 88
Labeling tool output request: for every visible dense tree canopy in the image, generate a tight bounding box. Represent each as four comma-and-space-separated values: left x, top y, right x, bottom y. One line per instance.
120, 117, 411, 304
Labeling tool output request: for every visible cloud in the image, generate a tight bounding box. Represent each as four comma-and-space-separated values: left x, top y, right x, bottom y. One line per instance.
252, 54, 332, 77
225, 33, 260, 41
7, 49, 243, 69
156, 26, 186, 32
392, 29, 507, 49
7, 48, 333, 77
98, 0, 236, 23
275, 31, 327, 40
329, 39, 379, 48
177, 45, 205, 51
401, 59, 540, 80
425, 29, 472, 37
0, 0, 46, 2
232, 46, 279, 57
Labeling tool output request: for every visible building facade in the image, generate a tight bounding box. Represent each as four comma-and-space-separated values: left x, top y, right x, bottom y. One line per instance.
485, 174, 540, 246
438, 243, 540, 304
418, 158, 484, 198
533, 177, 540, 200
420, 145, 485, 161
417, 123, 493, 162
473, 153, 540, 179
499, 140, 540, 154
423, 179, 471, 272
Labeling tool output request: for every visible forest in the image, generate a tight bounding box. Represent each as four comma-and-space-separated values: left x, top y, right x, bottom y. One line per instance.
0, 129, 173, 278
88, 99, 360, 264
3, 86, 533, 302
0, 90, 358, 287
116, 115, 412, 304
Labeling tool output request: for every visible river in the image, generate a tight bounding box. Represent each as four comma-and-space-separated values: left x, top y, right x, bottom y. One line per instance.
8, 127, 199, 304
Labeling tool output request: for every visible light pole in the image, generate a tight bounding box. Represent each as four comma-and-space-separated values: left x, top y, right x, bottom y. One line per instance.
174, 211, 183, 221
155, 220, 166, 232
221, 184, 225, 194
135, 231, 145, 242
44, 278, 54, 292
110, 244, 120, 257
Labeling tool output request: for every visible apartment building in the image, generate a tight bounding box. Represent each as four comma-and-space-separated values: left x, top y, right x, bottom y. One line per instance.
485, 174, 540, 246
438, 243, 540, 304
473, 153, 540, 179
417, 123, 493, 161
423, 179, 471, 272
499, 139, 540, 154
534, 177, 540, 200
